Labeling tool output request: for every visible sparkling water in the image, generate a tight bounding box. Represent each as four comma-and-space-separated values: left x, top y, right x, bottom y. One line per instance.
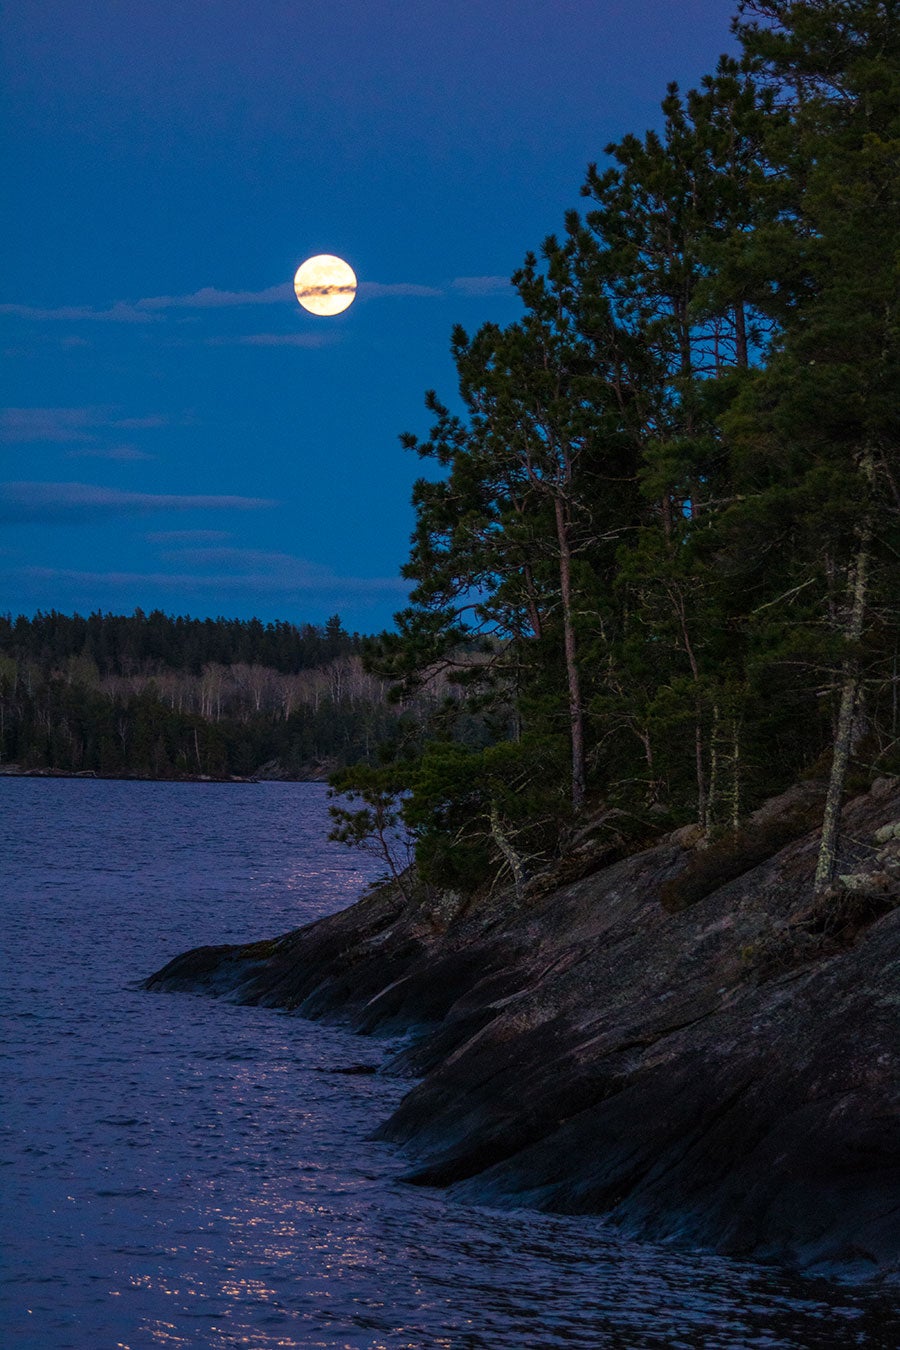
2, 779, 898, 1349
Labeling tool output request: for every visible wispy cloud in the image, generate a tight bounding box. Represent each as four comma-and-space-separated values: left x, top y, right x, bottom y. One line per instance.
2, 272, 511, 329
115, 415, 171, 430
65, 446, 156, 462
451, 275, 512, 295
0, 482, 277, 524
1, 408, 94, 444
143, 278, 445, 306
158, 545, 410, 595
204, 332, 335, 348
0, 407, 171, 445
21, 559, 409, 597
0, 301, 155, 324
162, 546, 313, 568
357, 281, 444, 299
146, 529, 232, 543
0, 287, 293, 323
137, 283, 293, 310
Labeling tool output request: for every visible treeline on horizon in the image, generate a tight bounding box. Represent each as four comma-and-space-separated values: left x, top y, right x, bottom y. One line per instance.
0, 608, 364, 676
0, 609, 448, 779
333, 1, 900, 900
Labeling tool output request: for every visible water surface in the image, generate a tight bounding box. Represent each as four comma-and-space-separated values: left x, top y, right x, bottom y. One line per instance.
2, 779, 898, 1348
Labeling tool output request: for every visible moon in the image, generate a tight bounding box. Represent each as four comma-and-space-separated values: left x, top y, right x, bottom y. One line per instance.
293, 255, 357, 316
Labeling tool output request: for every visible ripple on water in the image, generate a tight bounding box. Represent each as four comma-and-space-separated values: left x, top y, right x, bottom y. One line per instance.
1, 779, 898, 1350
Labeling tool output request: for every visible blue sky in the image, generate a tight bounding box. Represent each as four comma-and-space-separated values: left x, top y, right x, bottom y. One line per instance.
2, 0, 737, 633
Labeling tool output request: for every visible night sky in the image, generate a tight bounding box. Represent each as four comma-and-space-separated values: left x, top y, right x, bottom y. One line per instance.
3, 0, 736, 633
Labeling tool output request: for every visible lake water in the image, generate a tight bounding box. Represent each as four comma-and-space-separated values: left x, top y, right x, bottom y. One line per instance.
2, 779, 898, 1349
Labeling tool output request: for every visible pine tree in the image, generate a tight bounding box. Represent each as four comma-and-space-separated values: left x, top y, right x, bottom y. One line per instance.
731, 0, 900, 889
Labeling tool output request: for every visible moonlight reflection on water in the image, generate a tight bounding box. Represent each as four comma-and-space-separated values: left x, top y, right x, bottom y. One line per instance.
1, 780, 898, 1349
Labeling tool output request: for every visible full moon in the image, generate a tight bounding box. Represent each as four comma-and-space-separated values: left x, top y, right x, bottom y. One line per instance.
293, 255, 357, 316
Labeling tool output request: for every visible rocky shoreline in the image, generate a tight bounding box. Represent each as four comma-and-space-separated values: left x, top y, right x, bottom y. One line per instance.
145, 779, 900, 1284
0, 766, 259, 782
0, 764, 327, 783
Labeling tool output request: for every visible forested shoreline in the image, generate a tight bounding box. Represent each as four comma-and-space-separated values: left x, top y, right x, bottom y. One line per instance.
0, 610, 442, 780
143, 1, 900, 1285
333, 0, 900, 903
6, 3, 899, 903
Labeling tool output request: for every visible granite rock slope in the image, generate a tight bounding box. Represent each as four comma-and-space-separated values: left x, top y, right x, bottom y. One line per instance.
145, 780, 900, 1281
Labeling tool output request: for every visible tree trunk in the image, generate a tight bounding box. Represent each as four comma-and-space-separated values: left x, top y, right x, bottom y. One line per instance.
695, 715, 708, 833
554, 496, 586, 809
708, 703, 721, 828
734, 302, 749, 370
672, 585, 706, 831
523, 563, 544, 640
814, 503, 872, 894
730, 717, 741, 834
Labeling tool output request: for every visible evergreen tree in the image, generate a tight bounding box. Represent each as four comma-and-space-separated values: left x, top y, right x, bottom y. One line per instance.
728, 0, 900, 888
355, 0, 898, 898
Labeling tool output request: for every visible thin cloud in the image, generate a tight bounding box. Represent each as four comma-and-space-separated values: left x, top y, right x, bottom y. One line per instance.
452, 275, 512, 295
358, 281, 444, 298
147, 278, 444, 305
2, 276, 452, 325
0, 407, 172, 444
65, 446, 156, 462
1, 273, 506, 344
204, 332, 335, 348
1, 408, 97, 444
163, 546, 320, 568
0, 286, 294, 322
0, 301, 155, 324
137, 283, 293, 310
146, 529, 232, 543
115, 415, 171, 430
21, 562, 409, 597
159, 545, 410, 595
0, 482, 277, 524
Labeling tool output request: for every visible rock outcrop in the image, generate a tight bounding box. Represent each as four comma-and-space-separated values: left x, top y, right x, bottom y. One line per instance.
145, 780, 900, 1283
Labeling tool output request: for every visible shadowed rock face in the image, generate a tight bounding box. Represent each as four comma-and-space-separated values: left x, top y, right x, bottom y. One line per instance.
145, 782, 900, 1283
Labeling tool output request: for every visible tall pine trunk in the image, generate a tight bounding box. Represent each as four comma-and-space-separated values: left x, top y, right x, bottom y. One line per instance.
814, 457, 874, 894
554, 496, 586, 809
734, 302, 749, 370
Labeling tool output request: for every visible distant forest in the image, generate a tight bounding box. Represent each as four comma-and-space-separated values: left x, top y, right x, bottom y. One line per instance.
0, 609, 443, 779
